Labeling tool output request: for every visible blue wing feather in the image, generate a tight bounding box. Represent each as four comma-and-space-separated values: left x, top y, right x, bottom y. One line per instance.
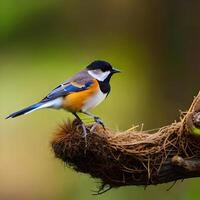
64, 85, 82, 92
42, 80, 93, 102
64, 81, 93, 92
84, 80, 93, 88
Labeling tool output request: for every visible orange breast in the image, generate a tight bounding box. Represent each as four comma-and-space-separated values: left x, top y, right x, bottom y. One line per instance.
62, 79, 99, 112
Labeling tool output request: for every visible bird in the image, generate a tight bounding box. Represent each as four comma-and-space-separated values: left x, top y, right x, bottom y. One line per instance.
6, 60, 121, 136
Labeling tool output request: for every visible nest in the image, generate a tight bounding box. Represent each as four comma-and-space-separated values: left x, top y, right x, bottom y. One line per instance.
51, 92, 200, 192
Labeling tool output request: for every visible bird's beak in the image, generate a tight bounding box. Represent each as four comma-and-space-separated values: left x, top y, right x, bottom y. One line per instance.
112, 68, 121, 73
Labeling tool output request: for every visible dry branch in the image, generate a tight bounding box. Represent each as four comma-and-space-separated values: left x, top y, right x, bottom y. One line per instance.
51, 92, 200, 192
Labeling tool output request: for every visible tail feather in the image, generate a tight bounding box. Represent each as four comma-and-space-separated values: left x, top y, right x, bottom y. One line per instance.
5, 98, 63, 119
5, 102, 43, 119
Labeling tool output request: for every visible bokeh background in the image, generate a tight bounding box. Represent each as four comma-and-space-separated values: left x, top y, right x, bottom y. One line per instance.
1, 0, 200, 200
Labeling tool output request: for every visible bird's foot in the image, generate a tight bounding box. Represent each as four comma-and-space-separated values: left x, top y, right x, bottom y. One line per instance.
90, 123, 98, 132
80, 123, 89, 148
94, 116, 105, 130
74, 118, 89, 137
81, 123, 88, 137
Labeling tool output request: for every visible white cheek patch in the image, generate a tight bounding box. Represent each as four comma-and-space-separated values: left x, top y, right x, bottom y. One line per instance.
88, 70, 110, 81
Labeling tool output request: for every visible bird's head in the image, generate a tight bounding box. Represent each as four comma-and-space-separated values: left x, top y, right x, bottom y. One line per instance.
86, 60, 121, 82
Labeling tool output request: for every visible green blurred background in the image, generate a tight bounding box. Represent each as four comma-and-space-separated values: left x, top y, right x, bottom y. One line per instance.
0, 0, 200, 200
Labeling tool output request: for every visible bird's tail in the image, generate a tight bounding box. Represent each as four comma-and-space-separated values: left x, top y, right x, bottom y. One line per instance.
5, 98, 63, 119
5, 102, 44, 119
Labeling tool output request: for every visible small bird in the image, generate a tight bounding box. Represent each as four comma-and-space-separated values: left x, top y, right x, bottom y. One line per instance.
6, 60, 121, 135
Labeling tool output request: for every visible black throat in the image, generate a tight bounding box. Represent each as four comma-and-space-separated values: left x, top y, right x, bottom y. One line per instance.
97, 74, 112, 94
98, 81, 111, 94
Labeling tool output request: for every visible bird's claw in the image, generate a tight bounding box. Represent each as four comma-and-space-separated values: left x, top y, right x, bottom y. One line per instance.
94, 116, 105, 129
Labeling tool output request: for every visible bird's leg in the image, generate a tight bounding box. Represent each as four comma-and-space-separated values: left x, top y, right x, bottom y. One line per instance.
81, 111, 105, 129
72, 113, 88, 138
